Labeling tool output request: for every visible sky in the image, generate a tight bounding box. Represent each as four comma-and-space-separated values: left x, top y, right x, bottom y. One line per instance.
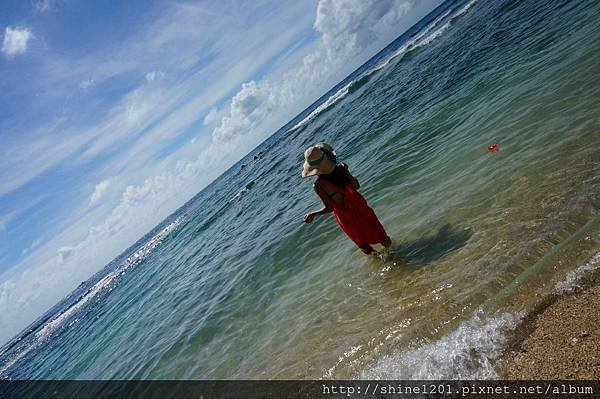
0, 0, 442, 344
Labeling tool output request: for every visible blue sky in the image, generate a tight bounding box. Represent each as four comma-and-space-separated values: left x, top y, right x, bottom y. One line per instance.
0, 0, 441, 343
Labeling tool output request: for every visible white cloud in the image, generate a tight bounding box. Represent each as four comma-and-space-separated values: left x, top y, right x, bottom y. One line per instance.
0, 124, 89, 197
0, 195, 48, 232
79, 78, 95, 90
22, 239, 42, 256
315, 0, 414, 58
0, 211, 18, 232
145, 71, 156, 82
212, 80, 274, 142
145, 70, 163, 83
0, 2, 312, 198
2, 27, 33, 56
203, 108, 218, 125
0, 0, 443, 345
208, 0, 422, 147
89, 180, 111, 205
76, 10, 314, 168
57, 246, 75, 263
35, 0, 57, 12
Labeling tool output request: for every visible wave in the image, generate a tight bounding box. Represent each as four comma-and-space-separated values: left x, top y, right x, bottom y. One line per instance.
359, 310, 520, 379
290, 0, 479, 132
454, 0, 479, 17
554, 251, 600, 294
0, 218, 183, 377
291, 83, 355, 131
347, 73, 372, 94
375, 0, 478, 69
414, 21, 452, 48
357, 249, 600, 380
229, 181, 256, 203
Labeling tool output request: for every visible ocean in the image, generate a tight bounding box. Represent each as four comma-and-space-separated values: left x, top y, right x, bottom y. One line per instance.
1, 0, 599, 380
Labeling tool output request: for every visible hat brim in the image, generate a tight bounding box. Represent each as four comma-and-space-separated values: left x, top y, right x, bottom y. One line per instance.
302, 162, 320, 178
301, 157, 335, 178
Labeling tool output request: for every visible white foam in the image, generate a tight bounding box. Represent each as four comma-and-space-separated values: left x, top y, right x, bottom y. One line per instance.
291, 83, 353, 130
373, 0, 477, 70
322, 318, 413, 379
408, 0, 478, 50
414, 21, 452, 49
554, 251, 600, 294
355, 250, 600, 380
290, 0, 479, 132
454, 0, 479, 17
359, 310, 521, 379
359, 16, 443, 79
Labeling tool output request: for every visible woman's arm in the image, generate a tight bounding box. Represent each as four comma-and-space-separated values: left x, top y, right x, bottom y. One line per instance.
348, 173, 360, 190
339, 162, 359, 190
304, 184, 333, 223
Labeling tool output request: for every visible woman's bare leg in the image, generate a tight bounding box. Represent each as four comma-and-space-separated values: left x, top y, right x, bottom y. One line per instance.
359, 245, 374, 254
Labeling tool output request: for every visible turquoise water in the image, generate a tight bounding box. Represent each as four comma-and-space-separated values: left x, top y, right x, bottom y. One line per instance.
1, 0, 599, 379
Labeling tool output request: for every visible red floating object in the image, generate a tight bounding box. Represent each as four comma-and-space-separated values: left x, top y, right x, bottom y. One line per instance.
488, 143, 499, 152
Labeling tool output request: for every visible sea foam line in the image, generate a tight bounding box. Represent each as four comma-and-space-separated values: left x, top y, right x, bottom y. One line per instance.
290, 81, 356, 131
357, 249, 600, 380
374, 0, 478, 69
554, 251, 600, 294
358, 310, 521, 380
290, 0, 478, 132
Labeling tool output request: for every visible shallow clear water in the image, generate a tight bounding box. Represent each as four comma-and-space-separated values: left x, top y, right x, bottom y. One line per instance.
1, 0, 599, 380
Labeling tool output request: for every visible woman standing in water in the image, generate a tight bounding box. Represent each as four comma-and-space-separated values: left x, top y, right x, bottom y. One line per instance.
302, 143, 391, 254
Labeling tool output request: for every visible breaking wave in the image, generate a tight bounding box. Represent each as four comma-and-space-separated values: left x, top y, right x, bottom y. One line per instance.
290, 0, 479, 132
359, 310, 520, 379
357, 249, 600, 380
554, 251, 600, 294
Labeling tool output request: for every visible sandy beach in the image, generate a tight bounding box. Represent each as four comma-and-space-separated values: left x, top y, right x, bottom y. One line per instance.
497, 264, 600, 379
2, 0, 599, 381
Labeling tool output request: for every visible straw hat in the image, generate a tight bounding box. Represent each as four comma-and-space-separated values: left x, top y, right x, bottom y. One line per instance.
301, 143, 337, 178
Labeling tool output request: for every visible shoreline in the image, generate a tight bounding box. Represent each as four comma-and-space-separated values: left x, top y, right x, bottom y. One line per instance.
495, 253, 600, 379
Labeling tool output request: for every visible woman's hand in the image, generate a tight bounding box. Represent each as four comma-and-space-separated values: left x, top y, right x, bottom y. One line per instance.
304, 213, 316, 223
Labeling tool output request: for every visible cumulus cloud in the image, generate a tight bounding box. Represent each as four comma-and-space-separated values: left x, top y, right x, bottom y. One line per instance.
212, 80, 275, 142
2, 26, 33, 56
0, 138, 237, 343
203, 108, 218, 125
0, 0, 440, 345
209, 0, 418, 146
89, 179, 111, 205
315, 0, 414, 58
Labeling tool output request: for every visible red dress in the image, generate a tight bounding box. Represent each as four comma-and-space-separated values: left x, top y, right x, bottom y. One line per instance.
316, 166, 390, 248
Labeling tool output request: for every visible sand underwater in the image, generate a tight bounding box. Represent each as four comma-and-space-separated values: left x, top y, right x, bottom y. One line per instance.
1, 0, 599, 380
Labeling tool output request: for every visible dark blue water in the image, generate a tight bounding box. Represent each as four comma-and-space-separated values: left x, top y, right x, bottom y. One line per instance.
1, 0, 599, 379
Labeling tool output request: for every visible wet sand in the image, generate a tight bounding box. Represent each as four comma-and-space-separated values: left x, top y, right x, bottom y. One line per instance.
497, 268, 600, 379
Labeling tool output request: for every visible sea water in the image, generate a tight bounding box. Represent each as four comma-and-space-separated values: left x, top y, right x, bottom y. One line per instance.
1, 0, 599, 379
